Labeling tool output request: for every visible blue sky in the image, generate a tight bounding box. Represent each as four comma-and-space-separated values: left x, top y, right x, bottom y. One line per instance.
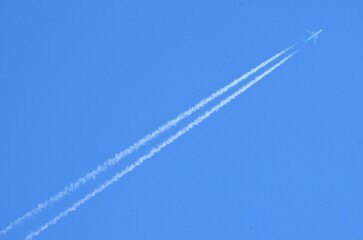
1, 0, 362, 239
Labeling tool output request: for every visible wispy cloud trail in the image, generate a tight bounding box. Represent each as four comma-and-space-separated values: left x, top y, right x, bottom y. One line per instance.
0, 45, 295, 236
25, 51, 296, 240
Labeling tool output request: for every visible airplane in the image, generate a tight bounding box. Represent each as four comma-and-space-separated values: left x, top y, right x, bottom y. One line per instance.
304, 29, 323, 46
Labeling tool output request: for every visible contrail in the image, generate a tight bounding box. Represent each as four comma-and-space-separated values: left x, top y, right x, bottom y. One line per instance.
25, 51, 296, 240
0, 45, 295, 235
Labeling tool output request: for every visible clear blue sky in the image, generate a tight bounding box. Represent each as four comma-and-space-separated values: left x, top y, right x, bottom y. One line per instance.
1, 1, 362, 239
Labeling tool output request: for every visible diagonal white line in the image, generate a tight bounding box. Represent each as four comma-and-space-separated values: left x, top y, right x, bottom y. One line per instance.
25, 50, 296, 240
0, 44, 295, 236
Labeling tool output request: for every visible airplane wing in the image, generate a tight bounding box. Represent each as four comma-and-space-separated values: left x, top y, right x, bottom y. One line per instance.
305, 29, 313, 34
314, 37, 317, 46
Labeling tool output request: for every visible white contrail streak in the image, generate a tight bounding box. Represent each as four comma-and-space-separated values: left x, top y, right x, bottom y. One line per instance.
0, 45, 295, 236
25, 51, 296, 240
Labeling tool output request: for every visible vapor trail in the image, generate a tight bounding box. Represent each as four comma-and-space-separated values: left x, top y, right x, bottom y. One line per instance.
0, 45, 295, 236
25, 51, 296, 240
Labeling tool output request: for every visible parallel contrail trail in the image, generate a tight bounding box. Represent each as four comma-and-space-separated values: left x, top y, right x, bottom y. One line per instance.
25, 51, 296, 240
0, 45, 295, 236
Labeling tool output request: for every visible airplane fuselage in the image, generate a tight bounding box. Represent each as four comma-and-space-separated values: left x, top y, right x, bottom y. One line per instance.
304, 29, 323, 45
